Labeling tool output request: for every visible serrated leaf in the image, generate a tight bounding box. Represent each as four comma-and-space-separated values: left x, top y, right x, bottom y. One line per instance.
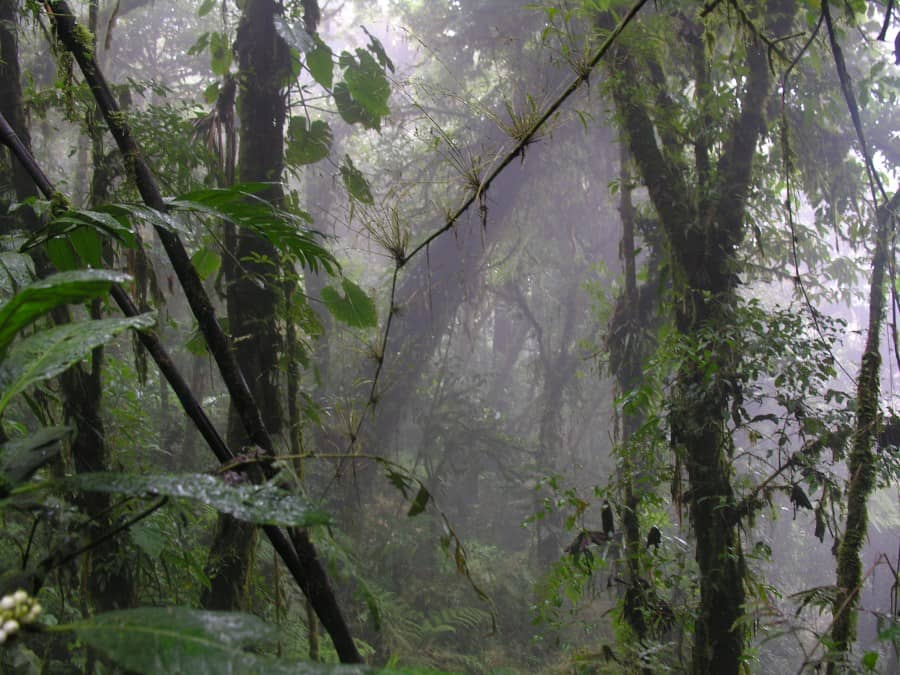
191, 247, 221, 281
286, 118, 333, 166
70, 608, 365, 675
320, 278, 376, 328
209, 32, 232, 77
0, 426, 70, 497
0, 314, 154, 415
0, 270, 133, 355
307, 38, 334, 88
339, 157, 374, 204
63, 473, 331, 528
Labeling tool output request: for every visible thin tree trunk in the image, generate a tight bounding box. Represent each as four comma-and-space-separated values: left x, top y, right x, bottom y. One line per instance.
828, 190, 899, 671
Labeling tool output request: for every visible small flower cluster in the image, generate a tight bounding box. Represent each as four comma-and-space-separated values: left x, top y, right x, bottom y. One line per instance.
0, 590, 41, 644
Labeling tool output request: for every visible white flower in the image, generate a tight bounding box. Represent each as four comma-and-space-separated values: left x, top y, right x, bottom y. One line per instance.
25, 604, 42, 622
0, 595, 14, 610
12, 590, 27, 605
2, 619, 18, 634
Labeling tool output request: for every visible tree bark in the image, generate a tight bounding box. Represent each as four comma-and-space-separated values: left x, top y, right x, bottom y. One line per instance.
608, 4, 792, 671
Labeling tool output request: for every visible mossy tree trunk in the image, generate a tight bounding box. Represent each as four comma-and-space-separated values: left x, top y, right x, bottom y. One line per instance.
828, 190, 899, 671
608, 3, 793, 671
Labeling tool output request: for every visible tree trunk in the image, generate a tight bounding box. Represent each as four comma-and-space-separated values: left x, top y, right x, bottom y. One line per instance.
608, 4, 791, 670
201, 0, 288, 612
828, 191, 899, 671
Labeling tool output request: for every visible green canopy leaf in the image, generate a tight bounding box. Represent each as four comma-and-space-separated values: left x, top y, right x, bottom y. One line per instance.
286, 118, 333, 166
63, 472, 331, 527
321, 278, 377, 328
307, 37, 334, 89
339, 157, 374, 204
166, 185, 337, 274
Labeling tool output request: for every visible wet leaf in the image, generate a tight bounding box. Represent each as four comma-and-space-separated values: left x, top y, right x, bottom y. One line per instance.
0, 314, 155, 415
63, 473, 331, 527
70, 608, 367, 675
0, 270, 133, 355
0, 426, 70, 497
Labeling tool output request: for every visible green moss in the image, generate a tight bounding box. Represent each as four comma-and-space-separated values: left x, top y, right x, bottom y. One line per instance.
72, 23, 95, 59
49, 191, 71, 217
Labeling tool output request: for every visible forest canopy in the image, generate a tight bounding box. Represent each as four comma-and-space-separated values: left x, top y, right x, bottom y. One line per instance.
0, 0, 898, 673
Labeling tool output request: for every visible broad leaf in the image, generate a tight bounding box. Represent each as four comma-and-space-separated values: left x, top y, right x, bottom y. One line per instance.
191, 247, 221, 281
340, 49, 391, 121
321, 278, 377, 328
209, 32, 232, 77
339, 157, 374, 204
24, 206, 137, 252
0, 270, 133, 355
0, 426, 70, 498
64, 472, 331, 527
307, 37, 334, 88
362, 26, 394, 73
286, 118, 333, 166
70, 608, 368, 675
334, 82, 379, 130
0, 314, 154, 415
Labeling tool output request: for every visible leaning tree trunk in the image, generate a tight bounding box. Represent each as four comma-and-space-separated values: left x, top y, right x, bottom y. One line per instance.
201, 0, 289, 612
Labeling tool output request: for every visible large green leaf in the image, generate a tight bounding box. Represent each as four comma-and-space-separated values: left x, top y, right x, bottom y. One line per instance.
307, 37, 334, 88
286, 118, 333, 166
0, 314, 154, 415
63, 472, 331, 527
166, 185, 338, 274
340, 49, 391, 123
0, 270, 133, 356
209, 32, 232, 76
339, 157, 374, 204
321, 278, 377, 328
23, 206, 138, 261
334, 82, 380, 130
0, 426, 70, 498
69, 608, 369, 675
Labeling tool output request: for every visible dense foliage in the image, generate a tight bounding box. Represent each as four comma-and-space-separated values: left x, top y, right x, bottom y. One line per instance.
0, 0, 898, 673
